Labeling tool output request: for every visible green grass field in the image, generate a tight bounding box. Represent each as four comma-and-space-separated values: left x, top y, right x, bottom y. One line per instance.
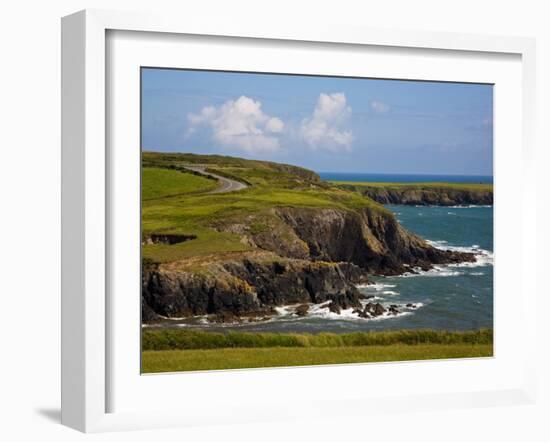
142, 167, 218, 200
141, 152, 389, 263
141, 329, 493, 372
142, 344, 493, 373
142, 328, 493, 350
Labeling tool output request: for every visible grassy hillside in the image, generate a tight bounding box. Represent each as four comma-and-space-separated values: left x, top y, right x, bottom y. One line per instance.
142, 167, 217, 200
142, 151, 389, 263
143, 151, 321, 184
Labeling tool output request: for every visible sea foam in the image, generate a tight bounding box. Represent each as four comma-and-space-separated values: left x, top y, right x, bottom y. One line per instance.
426, 240, 494, 267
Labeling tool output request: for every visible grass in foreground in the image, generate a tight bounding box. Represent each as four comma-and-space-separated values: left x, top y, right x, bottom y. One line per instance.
141, 329, 493, 372
142, 344, 493, 373
142, 328, 493, 351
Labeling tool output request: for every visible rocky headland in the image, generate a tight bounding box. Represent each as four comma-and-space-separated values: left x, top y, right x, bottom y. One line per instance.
141, 152, 479, 323
142, 203, 474, 323
336, 183, 493, 206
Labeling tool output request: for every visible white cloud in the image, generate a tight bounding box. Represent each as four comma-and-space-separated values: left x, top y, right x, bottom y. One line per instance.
265, 117, 284, 133
300, 93, 353, 152
187, 96, 284, 153
370, 100, 390, 113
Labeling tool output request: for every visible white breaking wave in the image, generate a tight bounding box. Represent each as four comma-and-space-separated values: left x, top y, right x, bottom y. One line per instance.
446, 205, 492, 208
427, 239, 448, 246
274, 305, 296, 316
307, 304, 362, 321
270, 299, 422, 322
398, 266, 464, 278
364, 282, 397, 291
428, 266, 464, 276
308, 303, 413, 322
367, 311, 412, 321
381, 290, 399, 296
426, 240, 494, 268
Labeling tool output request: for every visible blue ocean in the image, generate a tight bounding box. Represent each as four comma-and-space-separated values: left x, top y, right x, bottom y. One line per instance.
170, 174, 494, 333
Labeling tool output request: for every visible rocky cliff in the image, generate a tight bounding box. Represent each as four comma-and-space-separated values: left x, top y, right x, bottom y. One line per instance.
342, 186, 493, 206
142, 205, 474, 322
142, 251, 367, 322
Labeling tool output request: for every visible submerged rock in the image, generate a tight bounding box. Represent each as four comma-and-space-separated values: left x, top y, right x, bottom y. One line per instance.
388, 305, 400, 315
327, 301, 341, 314
362, 302, 386, 317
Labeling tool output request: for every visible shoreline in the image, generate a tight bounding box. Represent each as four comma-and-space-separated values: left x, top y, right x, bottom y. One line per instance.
143, 238, 493, 329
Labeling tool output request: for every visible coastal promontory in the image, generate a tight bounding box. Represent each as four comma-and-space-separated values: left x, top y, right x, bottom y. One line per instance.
141, 152, 477, 322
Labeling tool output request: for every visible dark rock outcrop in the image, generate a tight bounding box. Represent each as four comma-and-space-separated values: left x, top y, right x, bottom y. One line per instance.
142, 233, 197, 245
142, 253, 365, 321
355, 187, 493, 206
388, 305, 400, 315
353, 302, 389, 319
328, 301, 341, 314
242, 207, 476, 275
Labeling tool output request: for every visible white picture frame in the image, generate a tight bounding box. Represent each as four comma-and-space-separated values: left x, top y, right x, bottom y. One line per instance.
61, 9, 537, 433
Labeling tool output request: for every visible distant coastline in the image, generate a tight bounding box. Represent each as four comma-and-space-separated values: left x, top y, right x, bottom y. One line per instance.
319, 172, 493, 184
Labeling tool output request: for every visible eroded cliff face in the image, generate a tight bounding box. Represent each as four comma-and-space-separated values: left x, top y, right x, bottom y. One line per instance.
142, 251, 367, 321
142, 205, 475, 322
359, 187, 493, 206
243, 207, 473, 275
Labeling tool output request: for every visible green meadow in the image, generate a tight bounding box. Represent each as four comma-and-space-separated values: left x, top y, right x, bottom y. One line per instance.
142, 345, 493, 373
141, 151, 389, 263
142, 167, 218, 200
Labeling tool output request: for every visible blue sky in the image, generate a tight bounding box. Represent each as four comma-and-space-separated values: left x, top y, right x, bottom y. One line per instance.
142, 68, 493, 175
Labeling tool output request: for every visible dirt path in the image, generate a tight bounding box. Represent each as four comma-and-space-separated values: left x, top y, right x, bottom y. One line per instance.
184, 166, 248, 194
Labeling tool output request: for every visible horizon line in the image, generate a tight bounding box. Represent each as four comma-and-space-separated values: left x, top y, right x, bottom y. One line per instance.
142, 150, 492, 177
316, 171, 493, 177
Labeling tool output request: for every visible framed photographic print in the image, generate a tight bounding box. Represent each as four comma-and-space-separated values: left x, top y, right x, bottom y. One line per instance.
61, 9, 538, 432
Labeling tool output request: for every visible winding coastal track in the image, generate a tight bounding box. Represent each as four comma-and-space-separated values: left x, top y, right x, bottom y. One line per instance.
184, 166, 248, 194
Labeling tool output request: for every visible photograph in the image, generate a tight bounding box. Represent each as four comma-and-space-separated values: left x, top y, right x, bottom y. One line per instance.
140, 67, 494, 373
